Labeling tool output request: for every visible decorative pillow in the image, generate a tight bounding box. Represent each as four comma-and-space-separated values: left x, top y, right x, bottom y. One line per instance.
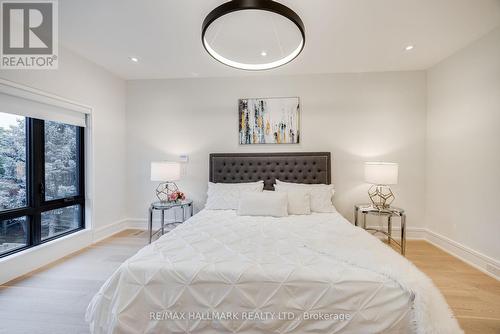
274, 188, 311, 215
275, 180, 336, 213
205, 181, 264, 210
237, 192, 288, 217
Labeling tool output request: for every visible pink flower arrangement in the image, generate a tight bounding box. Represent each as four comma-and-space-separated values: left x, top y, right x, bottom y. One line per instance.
168, 190, 186, 202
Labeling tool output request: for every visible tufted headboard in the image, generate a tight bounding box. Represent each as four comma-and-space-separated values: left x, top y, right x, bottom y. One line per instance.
209, 152, 331, 190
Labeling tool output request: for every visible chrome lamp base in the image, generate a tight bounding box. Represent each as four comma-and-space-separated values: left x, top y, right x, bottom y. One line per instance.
368, 184, 395, 210
155, 182, 179, 202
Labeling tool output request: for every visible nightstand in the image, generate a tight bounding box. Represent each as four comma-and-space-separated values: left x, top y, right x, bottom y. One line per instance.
148, 200, 193, 243
354, 204, 406, 255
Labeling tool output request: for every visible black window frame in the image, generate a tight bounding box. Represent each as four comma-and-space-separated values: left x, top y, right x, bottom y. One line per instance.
0, 117, 85, 258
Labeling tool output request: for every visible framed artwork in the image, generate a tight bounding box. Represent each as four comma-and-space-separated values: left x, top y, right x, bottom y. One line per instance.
239, 97, 300, 144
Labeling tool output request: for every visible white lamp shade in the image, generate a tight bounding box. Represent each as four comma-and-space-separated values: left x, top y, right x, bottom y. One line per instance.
364, 162, 399, 185
150, 162, 181, 182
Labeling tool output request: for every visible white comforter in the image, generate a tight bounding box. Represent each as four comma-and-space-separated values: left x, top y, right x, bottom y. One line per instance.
86, 210, 462, 334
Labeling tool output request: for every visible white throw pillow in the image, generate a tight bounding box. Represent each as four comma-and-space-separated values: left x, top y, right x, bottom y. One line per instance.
275, 180, 336, 213
276, 179, 336, 194
274, 188, 311, 215
237, 192, 288, 217
205, 181, 264, 210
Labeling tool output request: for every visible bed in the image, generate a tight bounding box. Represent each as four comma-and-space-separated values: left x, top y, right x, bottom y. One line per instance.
86, 152, 462, 334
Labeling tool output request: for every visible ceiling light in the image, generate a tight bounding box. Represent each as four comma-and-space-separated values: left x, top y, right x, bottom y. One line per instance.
129, 57, 139, 62
202, 0, 305, 71
404, 45, 414, 51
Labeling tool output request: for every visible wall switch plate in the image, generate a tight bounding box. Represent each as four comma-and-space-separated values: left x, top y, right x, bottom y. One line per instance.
179, 155, 189, 163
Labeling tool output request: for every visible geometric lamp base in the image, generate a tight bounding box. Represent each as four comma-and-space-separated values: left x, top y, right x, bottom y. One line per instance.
155, 182, 179, 202
368, 184, 395, 210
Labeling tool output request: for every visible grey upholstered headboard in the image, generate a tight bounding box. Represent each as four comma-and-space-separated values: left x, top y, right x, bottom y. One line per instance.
209, 152, 331, 190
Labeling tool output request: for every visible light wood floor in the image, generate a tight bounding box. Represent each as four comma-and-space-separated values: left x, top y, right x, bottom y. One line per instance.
0, 230, 498, 334
401, 240, 500, 334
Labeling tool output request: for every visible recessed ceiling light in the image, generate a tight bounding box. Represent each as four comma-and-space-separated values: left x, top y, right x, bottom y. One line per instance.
260, 51, 267, 57
404, 45, 414, 51
129, 57, 139, 62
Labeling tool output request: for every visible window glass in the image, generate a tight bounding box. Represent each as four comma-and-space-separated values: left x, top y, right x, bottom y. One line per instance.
0, 217, 28, 255
0, 112, 26, 211
44, 121, 79, 201
0, 114, 84, 258
41, 205, 81, 240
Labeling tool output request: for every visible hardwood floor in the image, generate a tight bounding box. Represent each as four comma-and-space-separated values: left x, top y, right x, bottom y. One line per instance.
402, 240, 500, 334
0, 230, 498, 334
0, 230, 148, 334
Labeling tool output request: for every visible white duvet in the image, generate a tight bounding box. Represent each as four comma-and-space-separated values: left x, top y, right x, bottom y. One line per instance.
86, 210, 462, 334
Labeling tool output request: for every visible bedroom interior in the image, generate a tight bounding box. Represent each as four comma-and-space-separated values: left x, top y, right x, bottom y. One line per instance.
0, 0, 499, 333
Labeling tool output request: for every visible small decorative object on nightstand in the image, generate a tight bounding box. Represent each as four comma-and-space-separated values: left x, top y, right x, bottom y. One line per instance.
167, 190, 186, 203
148, 200, 193, 243
150, 161, 181, 202
354, 204, 406, 255
364, 162, 399, 209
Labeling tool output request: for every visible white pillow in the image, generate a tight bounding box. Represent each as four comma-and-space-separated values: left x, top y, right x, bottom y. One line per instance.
205, 181, 264, 210
237, 192, 288, 217
275, 179, 335, 195
274, 188, 311, 215
275, 180, 336, 213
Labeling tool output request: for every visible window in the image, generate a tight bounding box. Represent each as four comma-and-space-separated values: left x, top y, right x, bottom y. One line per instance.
41, 205, 81, 240
0, 217, 28, 255
44, 121, 79, 201
0, 112, 85, 257
0, 113, 26, 211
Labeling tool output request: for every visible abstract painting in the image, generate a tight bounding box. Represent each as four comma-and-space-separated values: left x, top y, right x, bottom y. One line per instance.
239, 97, 300, 144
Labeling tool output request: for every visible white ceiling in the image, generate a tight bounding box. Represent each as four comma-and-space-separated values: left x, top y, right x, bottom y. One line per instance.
59, 0, 500, 79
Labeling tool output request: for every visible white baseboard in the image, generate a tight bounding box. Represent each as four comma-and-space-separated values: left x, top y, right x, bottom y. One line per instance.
367, 225, 499, 280
127, 218, 148, 230
126, 218, 181, 231
424, 229, 500, 280
93, 218, 150, 241
93, 218, 129, 243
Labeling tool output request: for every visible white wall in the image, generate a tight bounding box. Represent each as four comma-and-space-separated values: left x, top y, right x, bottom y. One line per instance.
126, 71, 427, 228
0, 47, 128, 230
0, 47, 127, 284
426, 26, 500, 262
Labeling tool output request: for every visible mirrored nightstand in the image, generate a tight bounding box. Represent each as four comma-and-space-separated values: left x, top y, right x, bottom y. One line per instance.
148, 200, 193, 243
354, 204, 406, 255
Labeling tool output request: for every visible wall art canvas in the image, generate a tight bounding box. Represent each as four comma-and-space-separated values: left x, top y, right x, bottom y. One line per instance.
239, 97, 300, 144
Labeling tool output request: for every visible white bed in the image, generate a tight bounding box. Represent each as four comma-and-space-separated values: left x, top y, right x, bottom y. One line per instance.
86, 209, 461, 334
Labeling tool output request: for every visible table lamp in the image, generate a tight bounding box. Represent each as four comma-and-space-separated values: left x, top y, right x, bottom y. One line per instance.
364, 162, 399, 210
150, 161, 181, 202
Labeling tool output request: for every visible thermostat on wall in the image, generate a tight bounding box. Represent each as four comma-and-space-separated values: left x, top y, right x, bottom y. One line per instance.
179, 155, 189, 163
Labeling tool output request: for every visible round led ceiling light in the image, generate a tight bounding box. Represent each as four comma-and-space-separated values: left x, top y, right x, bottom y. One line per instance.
202, 0, 305, 70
